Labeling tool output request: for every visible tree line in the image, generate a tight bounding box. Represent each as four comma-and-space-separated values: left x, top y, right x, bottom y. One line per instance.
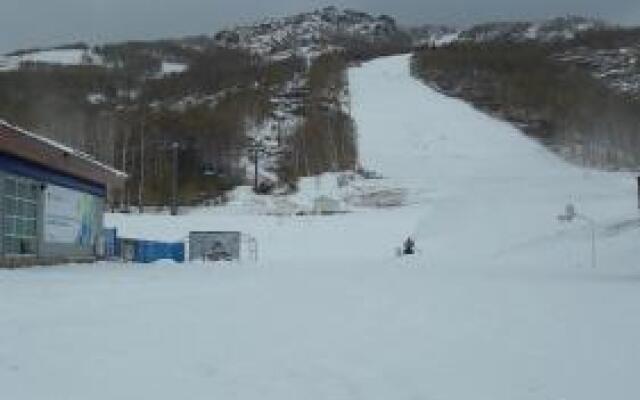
0, 42, 303, 207
412, 42, 640, 169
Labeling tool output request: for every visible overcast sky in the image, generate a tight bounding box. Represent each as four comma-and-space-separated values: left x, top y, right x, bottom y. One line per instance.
2, 0, 639, 54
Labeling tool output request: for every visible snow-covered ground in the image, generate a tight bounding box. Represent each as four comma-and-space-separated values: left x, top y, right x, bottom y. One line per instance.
0, 48, 102, 71
3, 54, 640, 399
157, 61, 188, 77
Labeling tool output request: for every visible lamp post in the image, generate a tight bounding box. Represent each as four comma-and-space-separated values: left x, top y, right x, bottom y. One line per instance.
557, 203, 596, 269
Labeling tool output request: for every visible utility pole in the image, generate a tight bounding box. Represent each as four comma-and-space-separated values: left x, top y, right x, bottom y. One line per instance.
138, 117, 145, 214
171, 142, 179, 216
121, 130, 128, 211
254, 146, 259, 192
249, 138, 272, 193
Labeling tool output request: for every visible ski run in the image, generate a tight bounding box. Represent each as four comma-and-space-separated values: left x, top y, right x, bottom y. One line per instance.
2, 54, 640, 399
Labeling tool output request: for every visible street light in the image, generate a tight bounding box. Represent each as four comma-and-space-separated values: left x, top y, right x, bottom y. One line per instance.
557, 203, 597, 269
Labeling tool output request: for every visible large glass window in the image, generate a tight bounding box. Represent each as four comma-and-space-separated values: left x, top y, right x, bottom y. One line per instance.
3, 177, 38, 256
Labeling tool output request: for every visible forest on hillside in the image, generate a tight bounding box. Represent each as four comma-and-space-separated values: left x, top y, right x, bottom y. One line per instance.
0, 29, 407, 208
279, 53, 357, 185
412, 40, 640, 169
0, 43, 305, 208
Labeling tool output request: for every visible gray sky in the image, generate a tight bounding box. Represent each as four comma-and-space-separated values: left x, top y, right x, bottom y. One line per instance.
2, 0, 639, 54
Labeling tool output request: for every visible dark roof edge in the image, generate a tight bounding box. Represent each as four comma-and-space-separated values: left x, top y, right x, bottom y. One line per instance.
0, 119, 128, 180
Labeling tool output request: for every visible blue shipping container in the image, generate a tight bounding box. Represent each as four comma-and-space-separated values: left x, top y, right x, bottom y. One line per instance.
133, 240, 185, 263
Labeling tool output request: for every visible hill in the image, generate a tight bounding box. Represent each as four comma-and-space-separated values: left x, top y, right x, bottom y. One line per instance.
0, 8, 638, 207
0, 7, 412, 208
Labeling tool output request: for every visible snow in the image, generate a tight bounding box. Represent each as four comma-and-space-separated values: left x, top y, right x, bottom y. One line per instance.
433, 31, 460, 46
0, 48, 102, 71
3, 54, 640, 399
20, 49, 98, 65
525, 23, 541, 39
159, 61, 188, 76
86, 92, 107, 105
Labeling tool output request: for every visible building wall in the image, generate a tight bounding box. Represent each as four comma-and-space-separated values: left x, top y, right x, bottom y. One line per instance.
0, 157, 106, 267
39, 188, 104, 259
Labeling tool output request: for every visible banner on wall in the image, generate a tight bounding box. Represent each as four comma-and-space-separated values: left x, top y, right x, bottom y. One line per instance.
44, 185, 98, 246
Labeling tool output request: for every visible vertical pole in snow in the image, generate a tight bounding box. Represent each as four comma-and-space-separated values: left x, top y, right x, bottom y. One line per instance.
580, 215, 597, 269
171, 142, 179, 216
591, 227, 596, 269
121, 133, 127, 211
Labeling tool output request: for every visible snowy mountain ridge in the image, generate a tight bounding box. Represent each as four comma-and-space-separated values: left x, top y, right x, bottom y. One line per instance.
413, 15, 607, 46
458, 15, 606, 43
213, 6, 403, 60
0, 12, 611, 72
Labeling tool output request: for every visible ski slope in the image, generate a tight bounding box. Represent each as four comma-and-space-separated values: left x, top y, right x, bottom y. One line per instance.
352, 55, 638, 270
2, 54, 640, 400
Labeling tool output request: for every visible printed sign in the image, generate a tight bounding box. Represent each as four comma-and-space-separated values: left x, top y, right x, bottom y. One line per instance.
44, 185, 97, 246
189, 231, 241, 261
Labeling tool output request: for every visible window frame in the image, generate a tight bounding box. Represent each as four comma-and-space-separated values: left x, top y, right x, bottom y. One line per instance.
3, 176, 39, 257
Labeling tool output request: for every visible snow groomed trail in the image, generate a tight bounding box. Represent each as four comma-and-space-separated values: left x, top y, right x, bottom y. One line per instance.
350, 55, 637, 270
2, 55, 640, 400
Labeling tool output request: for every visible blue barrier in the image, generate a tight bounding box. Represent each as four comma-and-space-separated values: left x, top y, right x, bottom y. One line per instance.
133, 240, 185, 263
